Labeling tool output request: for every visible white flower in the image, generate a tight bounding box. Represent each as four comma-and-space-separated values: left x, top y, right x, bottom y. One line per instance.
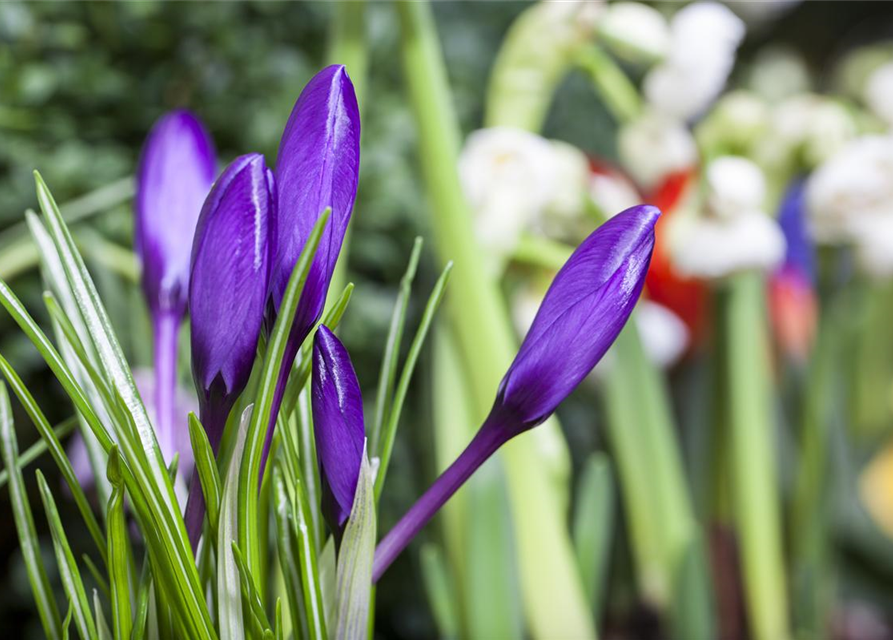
766, 95, 857, 169
806, 136, 893, 244
670, 212, 786, 279
539, 140, 591, 237
705, 156, 766, 219
636, 300, 690, 369
746, 46, 811, 103
589, 169, 641, 219
864, 62, 893, 127
459, 127, 558, 257
598, 2, 670, 64
643, 2, 745, 120
619, 109, 698, 189
855, 217, 893, 279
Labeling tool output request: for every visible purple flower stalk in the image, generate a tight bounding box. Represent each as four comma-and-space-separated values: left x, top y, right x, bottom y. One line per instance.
372, 204, 660, 582
183, 154, 275, 547
311, 326, 365, 538
261, 64, 361, 475
135, 110, 216, 463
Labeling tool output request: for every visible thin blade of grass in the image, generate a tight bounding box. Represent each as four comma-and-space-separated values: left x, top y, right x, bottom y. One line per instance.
188, 413, 222, 540
0, 381, 63, 639
273, 465, 310, 640
36, 469, 98, 640
106, 447, 133, 640
95, 590, 113, 640
375, 261, 453, 500
237, 210, 329, 592
232, 543, 273, 634
370, 237, 423, 456
572, 453, 615, 621
0, 415, 77, 488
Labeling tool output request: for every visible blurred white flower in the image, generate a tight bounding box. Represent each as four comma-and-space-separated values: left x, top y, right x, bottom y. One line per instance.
855, 217, 893, 279
636, 300, 690, 369
766, 94, 857, 169
539, 140, 591, 238
619, 109, 698, 189
806, 135, 893, 244
670, 212, 786, 279
747, 47, 811, 103
459, 126, 558, 257
706, 156, 766, 219
864, 62, 893, 127
643, 2, 745, 120
597, 2, 670, 64
589, 169, 641, 219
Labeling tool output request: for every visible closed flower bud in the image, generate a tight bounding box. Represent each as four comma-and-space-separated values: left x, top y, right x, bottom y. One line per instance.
184, 153, 274, 547
311, 326, 366, 535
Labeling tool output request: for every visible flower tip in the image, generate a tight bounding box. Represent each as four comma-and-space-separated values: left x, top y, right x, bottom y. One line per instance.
634, 203, 662, 229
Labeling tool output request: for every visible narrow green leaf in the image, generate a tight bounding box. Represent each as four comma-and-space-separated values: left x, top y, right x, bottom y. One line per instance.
335, 446, 377, 638
34, 173, 214, 639
0, 416, 76, 488
0, 381, 63, 639
95, 590, 113, 640
291, 468, 328, 640
318, 538, 336, 634
188, 412, 222, 540
419, 545, 459, 640
219, 406, 253, 640
0, 354, 108, 566
232, 543, 273, 633
273, 466, 310, 640
375, 261, 453, 499
275, 599, 284, 640
238, 209, 329, 591
62, 601, 74, 640
572, 453, 615, 621
130, 557, 153, 640
106, 447, 133, 640
83, 554, 111, 602
370, 237, 423, 455
36, 469, 98, 640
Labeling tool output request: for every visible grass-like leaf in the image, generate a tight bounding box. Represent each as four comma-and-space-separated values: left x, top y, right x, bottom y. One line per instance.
0, 381, 63, 639
0, 354, 108, 566
237, 209, 330, 591
273, 465, 310, 640
419, 545, 460, 640
232, 543, 273, 634
335, 445, 377, 638
188, 412, 222, 541
370, 237, 423, 456
33, 172, 214, 639
572, 453, 615, 620
106, 447, 133, 640
94, 590, 113, 640
0, 415, 77, 489
36, 469, 98, 640
219, 406, 253, 640
375, 261, 453, 499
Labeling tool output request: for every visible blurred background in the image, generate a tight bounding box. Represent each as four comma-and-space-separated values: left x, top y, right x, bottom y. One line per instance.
5, 2, 893, 638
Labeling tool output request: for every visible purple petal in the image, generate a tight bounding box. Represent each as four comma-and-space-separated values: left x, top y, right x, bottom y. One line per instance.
189, 153, 274, 414
496, 205, 659, 428
311, 325, 365, 532
136, 110, 216, 316
776, 178, 814, 285
271, 64, 361, 341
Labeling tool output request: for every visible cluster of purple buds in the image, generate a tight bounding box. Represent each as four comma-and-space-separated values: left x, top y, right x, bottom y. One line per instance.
134, 66, 360, 547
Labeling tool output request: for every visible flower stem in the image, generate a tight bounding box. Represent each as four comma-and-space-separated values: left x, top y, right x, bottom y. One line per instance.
152, 311, 180, 464
372, 424, 505, 583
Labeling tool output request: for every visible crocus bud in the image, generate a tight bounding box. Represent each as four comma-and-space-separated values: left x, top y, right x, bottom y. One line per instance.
262, 65, 361, 473
184, 153, 274, 547
135, 110, 216, 466
373, 205, 658, 581
136, 110, 216, 317
311, 326, 365, 535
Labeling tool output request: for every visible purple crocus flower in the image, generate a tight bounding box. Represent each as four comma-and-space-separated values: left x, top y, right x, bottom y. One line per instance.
372, 204, 659, 581
261, 64, 361, 473
183, 153, 275, 547
135, 110, 216, 463
311, 325, 365, 537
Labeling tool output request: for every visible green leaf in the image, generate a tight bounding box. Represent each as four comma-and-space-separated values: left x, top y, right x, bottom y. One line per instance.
219, 406, 253, 640
318, 538, 336, 633
106, 447, 133, 640
187, 412, 222, 541
273, 466, 310, 640
232, 543, 273, 634
0, 354, 108, 566
0, 415, 76, 488
335, 446, 377, 638
0, 381, 63, 639
572, 453, 615, 621
130, 557, 153, 640
419, 545, 459, 640
36, 469, 98, 640
83, 554, 111, 602
375, 260, 453, 499
369, 237, 423, 455
95, 590, 113, 640
33, 172, 214, 639
238, 209, 330, 591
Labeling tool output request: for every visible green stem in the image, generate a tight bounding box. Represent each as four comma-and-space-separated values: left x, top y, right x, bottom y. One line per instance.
725, 273, 790, 640
396, 3, 592, 637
